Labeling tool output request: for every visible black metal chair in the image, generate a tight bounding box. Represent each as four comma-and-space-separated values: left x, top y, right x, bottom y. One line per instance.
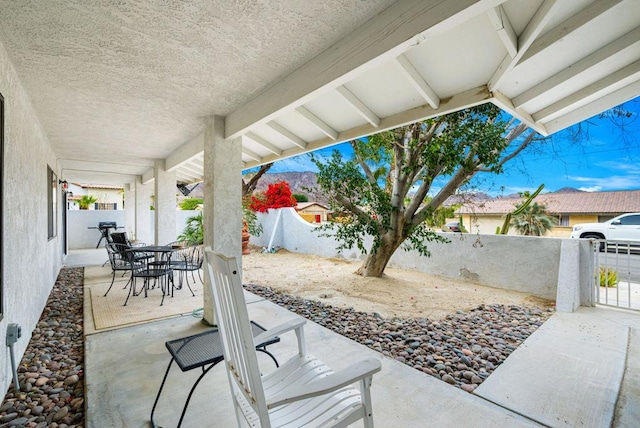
165, 241, 201, 295
104, 243, 136, 297
125, 247, 174, 306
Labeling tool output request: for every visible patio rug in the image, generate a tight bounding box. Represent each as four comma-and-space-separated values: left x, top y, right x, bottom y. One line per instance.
89, 272, 204, 330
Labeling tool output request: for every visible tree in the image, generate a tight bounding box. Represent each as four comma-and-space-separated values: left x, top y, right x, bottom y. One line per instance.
177, 212, 203, 244
242, 163, 273, 198
292, 193, 308, 203
312, 104, 539, 277
179, 197, 203, 210
249, 181, 297, 213
509, 202, 557, 236
78, 195, 97, 210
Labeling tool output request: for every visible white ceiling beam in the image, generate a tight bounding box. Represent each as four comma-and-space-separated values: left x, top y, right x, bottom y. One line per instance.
266, 121, 308, 149
226, 0, 508, 139
295, 106, 339, 140
178, 163, 203, 177
545, 79, 640, 134
245, 132, 283, 156
394, 55, 440, 109
489, 0, 561, 91
490, 91, 549, 136
486, 6, 517, 58
514, 26, 640, 109
176, 169, 200, 182
533, 60, 640, 123
242, 147, 262, 162
518, 0, 624, 66
141, 168, 154, 184
165, 132, 204, 171
336, 86, 381, 127
243, 86, 492, 169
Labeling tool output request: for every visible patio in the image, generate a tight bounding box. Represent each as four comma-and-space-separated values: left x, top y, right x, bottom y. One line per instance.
70, 249, 639, 427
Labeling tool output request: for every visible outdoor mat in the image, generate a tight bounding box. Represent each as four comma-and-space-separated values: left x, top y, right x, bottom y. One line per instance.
89, 272, 204, 330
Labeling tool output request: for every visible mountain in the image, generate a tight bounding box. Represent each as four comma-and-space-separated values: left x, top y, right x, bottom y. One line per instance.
553, 187, 585, 193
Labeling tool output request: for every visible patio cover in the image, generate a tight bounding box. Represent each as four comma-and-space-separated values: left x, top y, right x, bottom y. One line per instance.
0, 0, 639, 186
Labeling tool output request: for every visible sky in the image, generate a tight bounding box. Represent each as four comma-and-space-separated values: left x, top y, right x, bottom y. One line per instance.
256, 99, 640, 197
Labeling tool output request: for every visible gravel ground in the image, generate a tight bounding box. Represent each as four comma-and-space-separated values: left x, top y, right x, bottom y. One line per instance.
0, 267, 84, 428
245, 283, 555, 392
0, 268, 554, 428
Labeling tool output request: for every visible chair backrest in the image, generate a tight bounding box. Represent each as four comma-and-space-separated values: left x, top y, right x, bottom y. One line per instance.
204, 249, 270, 426
110, 232, 129, 246
106, 243, 130, 270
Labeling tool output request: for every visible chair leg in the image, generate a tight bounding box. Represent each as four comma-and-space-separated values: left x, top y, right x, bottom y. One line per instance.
123, 278, 135, 306
361, 377, 375, 428
103, 272, 117, 297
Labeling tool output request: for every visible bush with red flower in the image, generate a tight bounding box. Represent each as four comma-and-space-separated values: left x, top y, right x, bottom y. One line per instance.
249, 181, 297, 213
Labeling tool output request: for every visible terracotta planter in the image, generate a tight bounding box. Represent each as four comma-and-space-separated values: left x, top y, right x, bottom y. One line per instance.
242, 221, 250, 255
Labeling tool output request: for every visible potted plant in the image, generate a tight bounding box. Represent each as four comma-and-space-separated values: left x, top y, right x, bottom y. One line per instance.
78, 195, 97, 210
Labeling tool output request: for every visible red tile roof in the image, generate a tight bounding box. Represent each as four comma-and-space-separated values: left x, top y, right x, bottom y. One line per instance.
456, 190, 640, 215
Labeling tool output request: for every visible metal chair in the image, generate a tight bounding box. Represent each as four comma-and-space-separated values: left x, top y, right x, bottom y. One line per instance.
125, 247, 174, 306
104, 243, 135, 297
204, 249, 382, 427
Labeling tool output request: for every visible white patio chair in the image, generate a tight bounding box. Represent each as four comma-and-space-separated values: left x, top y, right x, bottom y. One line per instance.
204, 249, 382, 427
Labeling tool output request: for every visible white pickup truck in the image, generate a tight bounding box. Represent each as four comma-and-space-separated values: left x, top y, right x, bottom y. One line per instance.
570, 213, 640, 242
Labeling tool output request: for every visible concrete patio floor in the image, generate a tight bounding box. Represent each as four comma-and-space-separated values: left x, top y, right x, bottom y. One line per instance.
68, 249, 639, 427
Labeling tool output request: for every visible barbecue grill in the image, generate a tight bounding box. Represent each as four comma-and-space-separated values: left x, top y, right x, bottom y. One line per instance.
88, 221, 123, 248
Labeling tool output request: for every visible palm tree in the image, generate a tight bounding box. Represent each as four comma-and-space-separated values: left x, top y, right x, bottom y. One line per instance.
510, 202, 558, 236
78, 195, 97, 210
177, 212, 203, 244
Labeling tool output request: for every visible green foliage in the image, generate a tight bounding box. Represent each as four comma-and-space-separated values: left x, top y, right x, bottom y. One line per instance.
178, 212, 203, 244
292, 193, 308, 203
312, 104, 537, 275
78, 195, 97, 209
599, 266, 619, 287
243, 196, 263, 237
497, 184, 545, 234
509, 202, 558, 236
179, 197, 203, 210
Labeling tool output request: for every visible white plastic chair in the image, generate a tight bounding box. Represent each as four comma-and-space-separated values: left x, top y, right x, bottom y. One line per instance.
204, 249, 381, 427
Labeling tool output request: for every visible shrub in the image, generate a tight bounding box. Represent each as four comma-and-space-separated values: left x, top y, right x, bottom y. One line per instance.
599, 266, 619, 287
292, 193, 308, 203
249, 181, 296, 213
180, 197, 203, 210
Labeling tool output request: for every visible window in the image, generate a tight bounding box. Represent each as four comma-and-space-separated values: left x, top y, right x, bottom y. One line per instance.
0, 91, 4, 319
95, 202, 117, 210
619, 214, 640, 226
558, 215, 570, 226
47, 166, 57, 240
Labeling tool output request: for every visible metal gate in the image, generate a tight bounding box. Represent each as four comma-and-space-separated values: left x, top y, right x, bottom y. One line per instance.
593, 240, 640, 311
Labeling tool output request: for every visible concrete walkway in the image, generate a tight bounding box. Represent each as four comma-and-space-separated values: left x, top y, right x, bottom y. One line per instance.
68, 249, 639, 427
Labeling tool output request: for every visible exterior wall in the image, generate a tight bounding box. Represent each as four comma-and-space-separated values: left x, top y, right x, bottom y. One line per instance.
465, 213, 601, 238
298, 206, 328, 222
68, 209, 199, 249
87, 189, 122, 210
252, 208, 564, 301
1, 43, 62, 394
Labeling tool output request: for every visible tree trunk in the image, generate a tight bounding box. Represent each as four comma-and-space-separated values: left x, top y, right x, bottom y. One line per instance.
355, 235, 402, 277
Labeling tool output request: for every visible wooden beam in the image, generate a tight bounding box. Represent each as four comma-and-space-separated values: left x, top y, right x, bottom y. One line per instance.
266, 121, 308, 149
242, 147, 262, 162
514, 26, 640, 108
226, 0, 507, 139
518, 0, 624, 66
533, 60, 640, 123
242, 86, 492, 169
295, 106, 339, 140
336, 86, 381, 127
394, 55, 440, 109
487, 6, 517, 58
165, 132, 204, 171
490, 90, 549, 136
545, 79, 640, 134
489, 0, 561, 91
245, 132, 283, 156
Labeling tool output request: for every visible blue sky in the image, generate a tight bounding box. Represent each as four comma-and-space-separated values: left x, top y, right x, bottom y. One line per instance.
260, 99, 640, 197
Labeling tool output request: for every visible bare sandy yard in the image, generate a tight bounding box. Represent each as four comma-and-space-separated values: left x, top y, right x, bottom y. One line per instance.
242, 248, 554, 319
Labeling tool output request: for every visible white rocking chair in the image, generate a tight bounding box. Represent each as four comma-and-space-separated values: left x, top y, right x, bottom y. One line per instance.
204, 249, 382, 427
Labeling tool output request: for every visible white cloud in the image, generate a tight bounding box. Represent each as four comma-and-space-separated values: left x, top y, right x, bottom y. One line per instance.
568, 175, 640, 190
577, 186, 602, 192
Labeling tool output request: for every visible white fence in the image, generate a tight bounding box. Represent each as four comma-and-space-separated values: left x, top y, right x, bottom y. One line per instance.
251, 208, 594, 306
595, 241, 640, 311
68, 210, 200, 249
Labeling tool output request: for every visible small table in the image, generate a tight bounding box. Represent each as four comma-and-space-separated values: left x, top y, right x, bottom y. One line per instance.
150, 321, 280, 427
125, 246, 176, 306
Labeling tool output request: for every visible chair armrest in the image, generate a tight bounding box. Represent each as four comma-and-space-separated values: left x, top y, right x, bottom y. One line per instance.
266, 358, 382, 408
253, 318, 306, 346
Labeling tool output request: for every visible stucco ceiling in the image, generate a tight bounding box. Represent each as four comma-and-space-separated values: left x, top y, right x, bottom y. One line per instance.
1, 0, 639, 186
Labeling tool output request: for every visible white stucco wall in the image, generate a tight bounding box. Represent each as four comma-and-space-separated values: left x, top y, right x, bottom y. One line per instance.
1, 42, 62, 394
251, 208, 568, 301
68, 209, 200, 249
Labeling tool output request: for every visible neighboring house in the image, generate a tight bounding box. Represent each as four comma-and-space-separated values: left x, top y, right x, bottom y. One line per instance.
456, 189, 640, 237
68, 183, 124, 210
297, 202, 330, 223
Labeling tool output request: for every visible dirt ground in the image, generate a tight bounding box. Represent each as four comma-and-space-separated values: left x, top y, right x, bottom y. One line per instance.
242, 248, 554, 319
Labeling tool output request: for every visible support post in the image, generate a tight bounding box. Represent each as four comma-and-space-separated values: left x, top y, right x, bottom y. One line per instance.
154, 159, 177, 245
203, 116, 242, 325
